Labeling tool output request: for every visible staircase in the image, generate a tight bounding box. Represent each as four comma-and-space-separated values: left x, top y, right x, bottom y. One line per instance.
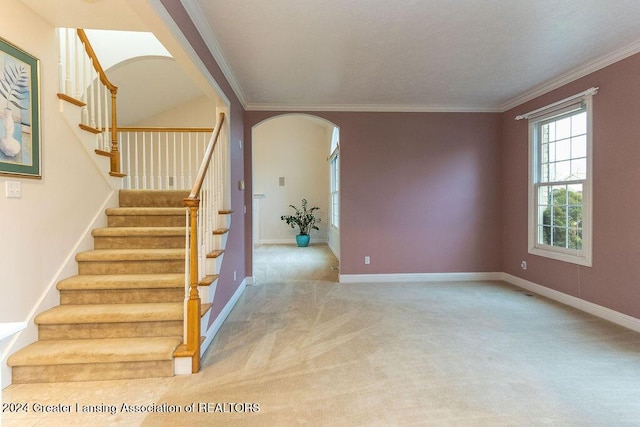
7, 190, 216, 383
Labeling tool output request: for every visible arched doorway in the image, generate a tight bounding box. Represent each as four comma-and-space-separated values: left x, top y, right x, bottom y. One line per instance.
252, 114, 340, 283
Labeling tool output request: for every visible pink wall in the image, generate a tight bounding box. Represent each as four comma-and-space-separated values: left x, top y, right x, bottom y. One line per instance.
246, 111, 503, 275
160, 1, 246, 324
502, 52, 640, 319
164, 3, 640, 321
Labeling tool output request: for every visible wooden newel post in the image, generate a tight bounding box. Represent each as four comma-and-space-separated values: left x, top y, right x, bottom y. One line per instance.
109, 89, 120, 175
184, 199, 201, 373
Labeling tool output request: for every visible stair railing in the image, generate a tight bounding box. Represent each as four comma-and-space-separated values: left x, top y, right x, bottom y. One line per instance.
57, 28, 121, 176
180, 111, 225, 373
117, 127, 213, 190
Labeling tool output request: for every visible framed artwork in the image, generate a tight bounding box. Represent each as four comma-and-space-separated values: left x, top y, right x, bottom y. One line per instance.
0, 37, 40, 178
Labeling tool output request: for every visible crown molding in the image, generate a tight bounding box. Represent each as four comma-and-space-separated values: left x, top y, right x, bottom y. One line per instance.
179, 0, 247, 108
500, 38, 640, 112
245, 103, 502, 113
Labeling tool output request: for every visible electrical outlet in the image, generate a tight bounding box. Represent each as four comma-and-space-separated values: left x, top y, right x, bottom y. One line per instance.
521, 261, 527, 270
364, 256, 370, 265
233, 271, 237, 281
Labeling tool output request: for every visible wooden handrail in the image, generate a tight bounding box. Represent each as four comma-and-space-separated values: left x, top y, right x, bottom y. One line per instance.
118, 126, 214, 133
182, 111, 225, 373
76, 30, 117, 91
76, 29, 121, 175
187, 112, 226, 200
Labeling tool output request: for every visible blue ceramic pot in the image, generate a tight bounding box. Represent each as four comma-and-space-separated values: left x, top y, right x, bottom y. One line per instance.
296, 234, 311, 247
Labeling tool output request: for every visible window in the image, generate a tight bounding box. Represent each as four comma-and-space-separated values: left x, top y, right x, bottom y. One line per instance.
524, 88, 597, 266
329, 127, 340, 229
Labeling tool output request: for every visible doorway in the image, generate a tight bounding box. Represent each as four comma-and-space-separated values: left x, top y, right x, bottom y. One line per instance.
252, 114, 340, 283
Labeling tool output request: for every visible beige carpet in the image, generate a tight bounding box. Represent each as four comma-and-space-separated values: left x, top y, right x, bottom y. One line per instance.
4, 244, 640, 426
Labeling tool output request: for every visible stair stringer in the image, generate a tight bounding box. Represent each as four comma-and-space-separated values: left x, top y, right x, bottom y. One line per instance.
200, 211, 232, 346
57, 96, 122, 191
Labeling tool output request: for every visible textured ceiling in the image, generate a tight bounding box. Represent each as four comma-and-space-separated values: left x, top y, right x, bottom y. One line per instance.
183, 0, 640, 112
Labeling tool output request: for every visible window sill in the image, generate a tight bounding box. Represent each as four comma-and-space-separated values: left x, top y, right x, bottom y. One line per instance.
529, 246, 592, 267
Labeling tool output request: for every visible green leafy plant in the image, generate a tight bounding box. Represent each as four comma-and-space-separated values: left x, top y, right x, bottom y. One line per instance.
280, 199, 320, 235
0, 63, 28, 111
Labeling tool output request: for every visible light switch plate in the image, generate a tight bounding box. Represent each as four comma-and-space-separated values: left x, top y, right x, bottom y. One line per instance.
5, 181, 21, 198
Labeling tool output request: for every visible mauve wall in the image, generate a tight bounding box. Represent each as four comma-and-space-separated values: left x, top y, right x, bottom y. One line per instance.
502, 52, 640, 319
161, 1, 246, 324
246, 111, 503, 276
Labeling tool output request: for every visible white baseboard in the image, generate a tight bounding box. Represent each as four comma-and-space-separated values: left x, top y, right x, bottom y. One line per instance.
502, 273, 640, 333
257, 238, 328, 245
200, 278, 247, 356
339, 272, 503, 283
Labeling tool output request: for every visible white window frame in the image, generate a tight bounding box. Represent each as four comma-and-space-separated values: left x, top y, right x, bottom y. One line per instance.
329, 147, 339, 229
523, 88, 597, 267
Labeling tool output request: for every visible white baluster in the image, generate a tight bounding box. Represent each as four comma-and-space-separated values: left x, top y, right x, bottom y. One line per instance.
125, 133, 131, 189
173, 133, 177, 190
181, 133, 185, 189
142, 132, 147, 189
65, 29, 72, 95
188, 133, 193, 186
134, 132, 140, 189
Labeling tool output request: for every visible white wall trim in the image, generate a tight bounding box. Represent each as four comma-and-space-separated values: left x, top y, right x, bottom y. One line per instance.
502, 273, 640, 334
258, 238, 328, 245
246, 102, 501, 113
200, 278, 247, 355
500, 38, 640, 112
339, 272, 503, 283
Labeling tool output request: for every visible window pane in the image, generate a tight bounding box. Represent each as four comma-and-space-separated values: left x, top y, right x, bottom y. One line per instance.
553, 227, 567, 247
556, 117, 571, 140
540, 225, 552, 245
539, 205, 551, 225
571, 135, 587, 158
568, 228, 582, 250
554, 160, 571, 181
571, 112, 587, 136
571, 158, 587, 180
555, 139, 571, 161
538, 186, 551, 205
553, 206, 567, 226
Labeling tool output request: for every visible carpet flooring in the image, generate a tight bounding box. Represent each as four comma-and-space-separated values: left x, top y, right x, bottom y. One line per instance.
3, 244, 640, 426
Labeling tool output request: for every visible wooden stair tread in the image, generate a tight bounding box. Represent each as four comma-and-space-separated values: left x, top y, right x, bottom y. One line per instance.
35, 303, 184, 324
76, 248, 185, 262
7, 337, 182, 366
199, 275, 219, 286
218, 210, 234, 215
92, 227, 185, 237
207, 249, 224, 258
212, 228, 230, 235
57, 274, 184, 291
79, 123, 101, 134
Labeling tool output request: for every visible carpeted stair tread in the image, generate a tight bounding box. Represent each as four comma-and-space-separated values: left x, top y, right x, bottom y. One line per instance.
35, 303, 183, 324
57, 274, 183, 291
119, 190, 190, 207
76, 248, 185, 261
92, 227, 185, 237
7, 337, 182, 366
105, 207, 184, 216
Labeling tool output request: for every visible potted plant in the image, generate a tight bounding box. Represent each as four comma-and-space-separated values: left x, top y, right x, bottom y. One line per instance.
280, 199, 320, 247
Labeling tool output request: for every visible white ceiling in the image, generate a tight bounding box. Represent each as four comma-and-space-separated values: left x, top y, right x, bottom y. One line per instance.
182, 0, 640, 112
